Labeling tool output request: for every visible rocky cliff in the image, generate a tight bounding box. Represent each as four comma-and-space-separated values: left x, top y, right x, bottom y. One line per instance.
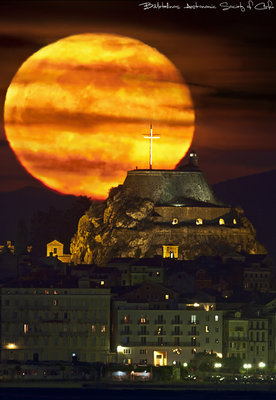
70, 184, 266, 266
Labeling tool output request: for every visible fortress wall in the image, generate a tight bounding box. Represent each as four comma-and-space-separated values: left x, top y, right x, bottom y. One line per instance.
123, 170, 222, 205
154, 206, 232, 222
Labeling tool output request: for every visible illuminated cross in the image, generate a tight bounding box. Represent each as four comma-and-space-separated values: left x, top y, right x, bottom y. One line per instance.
144, 124, 160, 170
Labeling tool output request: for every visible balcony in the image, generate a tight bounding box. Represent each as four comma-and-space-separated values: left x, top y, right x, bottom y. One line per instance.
188, 330, 199, 336
154, 320, 166, 324
171, 320, 183, 325
124, 341, 199, 347
137, 331, 149, 335
154, 331, 166, 336
172, 331, 183, 336
120, 330, 132, 335
120, 319, 132, 324
188, 321, 199, 325
137, 320, 149, 325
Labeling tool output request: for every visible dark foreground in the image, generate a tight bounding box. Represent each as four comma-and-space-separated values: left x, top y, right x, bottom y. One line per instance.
1, 384, 276, 400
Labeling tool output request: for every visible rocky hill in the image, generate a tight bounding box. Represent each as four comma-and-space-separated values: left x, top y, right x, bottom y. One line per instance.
70, 184, 266, 266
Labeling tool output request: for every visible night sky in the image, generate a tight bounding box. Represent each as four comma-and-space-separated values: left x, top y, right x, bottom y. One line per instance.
0, 0, 275, 194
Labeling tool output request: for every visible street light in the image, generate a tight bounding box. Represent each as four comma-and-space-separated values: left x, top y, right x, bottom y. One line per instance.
258, 362, 266, 369
243, 363, 252, 374
214, 362, 222, 369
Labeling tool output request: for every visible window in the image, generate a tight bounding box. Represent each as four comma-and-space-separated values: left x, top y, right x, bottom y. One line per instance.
23, 323, 29, 334
140, 317, 146, 324
100, 281, 104, 286
91, 324, 95, 333
165, 294, 169, 300
53, 299, 58, 306
53, 248, 57, 254
215, 327, 219, 333
205, 325, 210, 333
123, 348, 131, 354
174, 315, 180, 324
174, 337, 180, 346
140, 349, 147, 354
140, 326, 147, 334
219, 218, 225, 225
172, 218, 178, 225
124, 326, 130, 334
191, 314, 197, 323
157, 337, 163, 345
205, 337, 209, 343
196, 218, 203, 225
215, 315, 219, 322
174, 326, 180, 335
101, 325, 106, 333
141, 337, 146, 345
215, 338, 219, 344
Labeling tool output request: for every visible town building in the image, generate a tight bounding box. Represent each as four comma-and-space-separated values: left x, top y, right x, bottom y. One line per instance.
112, 299, 224, 366
0, 285, 111, 364
224, 311, 269, 368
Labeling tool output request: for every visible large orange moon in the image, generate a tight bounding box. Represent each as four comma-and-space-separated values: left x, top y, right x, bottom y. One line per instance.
4, 33, 195, 199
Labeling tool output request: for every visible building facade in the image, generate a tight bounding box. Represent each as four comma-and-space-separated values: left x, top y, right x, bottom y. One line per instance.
0, 287, 111, 363
112, 301, 224, 366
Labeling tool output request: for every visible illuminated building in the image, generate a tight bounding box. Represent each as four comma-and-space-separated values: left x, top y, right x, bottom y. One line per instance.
0, 286, 111, 363
71, 151, 266, 265
46, 240, 71, 263
112, 299, 224, 366
224, 311, 269, 367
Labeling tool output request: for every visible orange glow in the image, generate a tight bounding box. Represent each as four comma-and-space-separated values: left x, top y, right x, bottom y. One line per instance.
4, 33, 194, 199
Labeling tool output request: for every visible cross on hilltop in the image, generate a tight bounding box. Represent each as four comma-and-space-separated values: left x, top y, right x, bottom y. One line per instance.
144, 124, 160, 170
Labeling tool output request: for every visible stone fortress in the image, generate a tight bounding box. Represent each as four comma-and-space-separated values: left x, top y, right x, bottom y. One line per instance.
71, 150, 266, 266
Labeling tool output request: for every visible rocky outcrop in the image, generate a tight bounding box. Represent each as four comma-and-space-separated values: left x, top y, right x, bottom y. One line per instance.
70, 185, 266, 266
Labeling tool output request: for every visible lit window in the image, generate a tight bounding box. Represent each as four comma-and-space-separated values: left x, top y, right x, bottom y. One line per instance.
53, 300, 58, 306
205, 325, 210, 333
215, 315, 219, 322
100, 281, 104, 286
196, 218, 203, 225
165, 294, 170, 300
44, 290, 49, 295
101, 325, 106, 333
156, 271, 160, 276
91, 324, 95, 333
54, 290, 58, 295
191, 315, 197, 323
23, 323, 29, 334
140, 317, 146, 324
172, 218, 178, 225
219, 218, 225, 225
123, 348, 131, 354
233, 218, 237, 225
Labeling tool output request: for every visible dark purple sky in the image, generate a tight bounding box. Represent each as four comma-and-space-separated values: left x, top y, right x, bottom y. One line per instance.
0, 0, 275, 193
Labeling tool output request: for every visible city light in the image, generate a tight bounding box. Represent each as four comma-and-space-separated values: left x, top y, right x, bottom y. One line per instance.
183, 362, 188, 367
117, 345, 124, 353
214, 363, 222, 368
258, 362, 266, 369
6, 343, 17, 349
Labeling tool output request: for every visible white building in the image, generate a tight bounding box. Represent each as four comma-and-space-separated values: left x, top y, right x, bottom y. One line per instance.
112, 301, 224, 366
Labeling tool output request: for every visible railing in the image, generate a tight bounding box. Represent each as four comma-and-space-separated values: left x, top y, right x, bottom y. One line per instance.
137, 331, 149, 335
172, 331, 183, 336
120, 330, 132, 335
171, 320, 183, 324
120, 320, 132, 324
154, 320, 166, 324
188, 330, 199, 335
154, 331, 166, 336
